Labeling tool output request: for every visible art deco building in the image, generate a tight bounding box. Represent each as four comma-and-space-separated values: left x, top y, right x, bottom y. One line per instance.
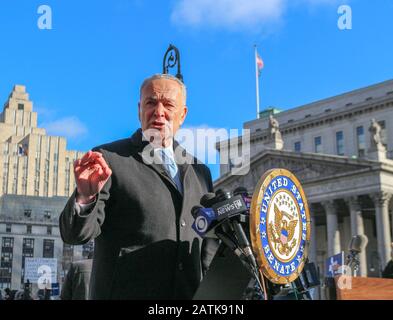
0, 85, 89, 291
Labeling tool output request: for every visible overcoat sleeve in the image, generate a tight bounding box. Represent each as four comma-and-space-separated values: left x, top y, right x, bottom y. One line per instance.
200, 165, 220, 275
59, 148, 111, 245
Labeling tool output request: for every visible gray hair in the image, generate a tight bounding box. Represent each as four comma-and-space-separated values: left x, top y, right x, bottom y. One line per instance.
140, 73, 187, 105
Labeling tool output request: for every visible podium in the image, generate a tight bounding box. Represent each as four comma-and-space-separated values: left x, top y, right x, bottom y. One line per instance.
334, 276, 393, 300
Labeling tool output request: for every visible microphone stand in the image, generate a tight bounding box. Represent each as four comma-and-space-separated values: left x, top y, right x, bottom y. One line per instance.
215, 221, 267, 300
346, 250, 360, 277
231, 219, 268, 300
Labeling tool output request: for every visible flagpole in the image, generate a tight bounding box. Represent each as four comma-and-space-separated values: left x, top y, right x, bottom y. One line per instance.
254, 45, 260, 119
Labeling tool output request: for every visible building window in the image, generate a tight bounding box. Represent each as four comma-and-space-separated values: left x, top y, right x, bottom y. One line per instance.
12, 159, 18, 194
65, 158, 71, 195
3, 143, 9, 155
2, 237, 14, 248
22, 239, 34, 258
43, 239, 54, 258
18, 103, 24, 110
24, 209, 32, 218
53, 138, 59, 195
336, 131, 344, 155
35, 136, 41, 192
44, 158, 50, 197
47, 226, 52, 235
23, 238, 34, 251
21, 238, 34, 284
44, 210, 51, 219
2, 157, 9, 194
1, 237, 14, 286
314, 136, 322, 153
26, 225, 32, 234
357, 126, 365, 157
6, 224, 11, 233
294, 141, 301, 153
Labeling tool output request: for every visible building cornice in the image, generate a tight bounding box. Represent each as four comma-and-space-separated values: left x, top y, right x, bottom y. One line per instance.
244, 79, 393, 128
213, 148, 389, 186
250, 95, 393, 143
216, 92, 393, 151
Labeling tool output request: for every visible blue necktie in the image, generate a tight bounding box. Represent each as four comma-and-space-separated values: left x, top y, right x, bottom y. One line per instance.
159, 148, 183, 194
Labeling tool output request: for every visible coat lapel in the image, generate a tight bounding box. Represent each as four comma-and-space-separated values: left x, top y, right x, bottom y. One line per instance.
131, 129, 195, 197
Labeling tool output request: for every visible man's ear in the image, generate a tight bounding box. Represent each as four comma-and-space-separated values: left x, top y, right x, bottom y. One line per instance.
138, 102, 141, 122
180, 105, 188, 125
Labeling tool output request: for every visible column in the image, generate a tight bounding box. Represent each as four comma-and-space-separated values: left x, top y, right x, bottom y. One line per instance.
372, 192, 392, 269
309, 206, 320, 300
346, 196, 368, 276
391, 204, 393, 244
322, 200, 341, 257
309, 206, 317, 264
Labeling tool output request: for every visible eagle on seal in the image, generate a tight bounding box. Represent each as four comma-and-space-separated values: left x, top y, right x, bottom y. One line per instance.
269, 203, 298, 256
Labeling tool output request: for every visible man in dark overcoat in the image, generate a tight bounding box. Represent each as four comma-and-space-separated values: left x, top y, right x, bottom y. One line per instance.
60, 74, 219, 299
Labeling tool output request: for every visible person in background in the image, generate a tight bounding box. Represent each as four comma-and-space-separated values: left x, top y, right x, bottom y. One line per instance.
382, 242, 393, 279
61, 251, 94, 300
4, 288, 13, 300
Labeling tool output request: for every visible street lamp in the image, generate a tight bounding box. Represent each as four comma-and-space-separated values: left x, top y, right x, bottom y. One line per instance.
162, 44, 184, 83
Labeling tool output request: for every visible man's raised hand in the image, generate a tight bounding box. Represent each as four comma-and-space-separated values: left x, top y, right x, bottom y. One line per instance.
74, 151, 112, 204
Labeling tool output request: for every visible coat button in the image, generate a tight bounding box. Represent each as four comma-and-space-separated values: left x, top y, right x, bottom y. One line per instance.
181, 220, 186, 227
178, 262, 183, 271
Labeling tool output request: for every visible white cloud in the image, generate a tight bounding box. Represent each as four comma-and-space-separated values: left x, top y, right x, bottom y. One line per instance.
42, 117, 88, 140
171, 0, 284, 30
176, 124, 237, 165
176, 124, 245, 165
171, 0, 341, 30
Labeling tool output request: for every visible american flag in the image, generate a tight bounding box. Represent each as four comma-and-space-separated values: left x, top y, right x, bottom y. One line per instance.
256, 52, 264, 76
18, 144, 28, 156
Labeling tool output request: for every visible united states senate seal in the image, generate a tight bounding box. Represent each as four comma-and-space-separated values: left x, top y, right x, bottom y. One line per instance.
250, 169, 311, 284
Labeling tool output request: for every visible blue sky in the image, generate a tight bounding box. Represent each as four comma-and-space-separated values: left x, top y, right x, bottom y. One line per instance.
0, 0, 392, 180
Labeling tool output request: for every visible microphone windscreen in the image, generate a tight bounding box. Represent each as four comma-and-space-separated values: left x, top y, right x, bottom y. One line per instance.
349, 235, 368, 252
191, 206, 203, 219
215, 189, 231, 201
359, 234, 368, 250
200, 193, 216, 207
233, 187, 248, 196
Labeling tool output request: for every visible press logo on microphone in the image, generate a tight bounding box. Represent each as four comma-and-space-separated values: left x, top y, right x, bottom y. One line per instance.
212, 196, 247, 221
191, 207, 217, 237
195, 216, 209, 233
216, 199, 242, 216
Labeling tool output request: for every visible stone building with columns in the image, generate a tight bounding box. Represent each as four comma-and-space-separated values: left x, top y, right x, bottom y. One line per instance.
215, 80, 393, 291
0, 85, 90, 291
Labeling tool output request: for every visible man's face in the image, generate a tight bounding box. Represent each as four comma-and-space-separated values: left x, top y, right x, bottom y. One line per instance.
139, 78, 187, 145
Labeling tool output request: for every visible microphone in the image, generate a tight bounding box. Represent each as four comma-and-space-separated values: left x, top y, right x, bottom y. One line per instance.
192, 200, 250, 265
192, 190, 265, 298
191, 205, 217, 237
200, 193, 217, 208
191, 205, 203, 218
193, 189, 250, 238
214, 228, 256, 276
233, 187, 248, 195
200, 190, 248, 222
232, 220, 258, 269
233, 187, 252, 211
346, 234, 368, 276
348, 235, 368, 253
